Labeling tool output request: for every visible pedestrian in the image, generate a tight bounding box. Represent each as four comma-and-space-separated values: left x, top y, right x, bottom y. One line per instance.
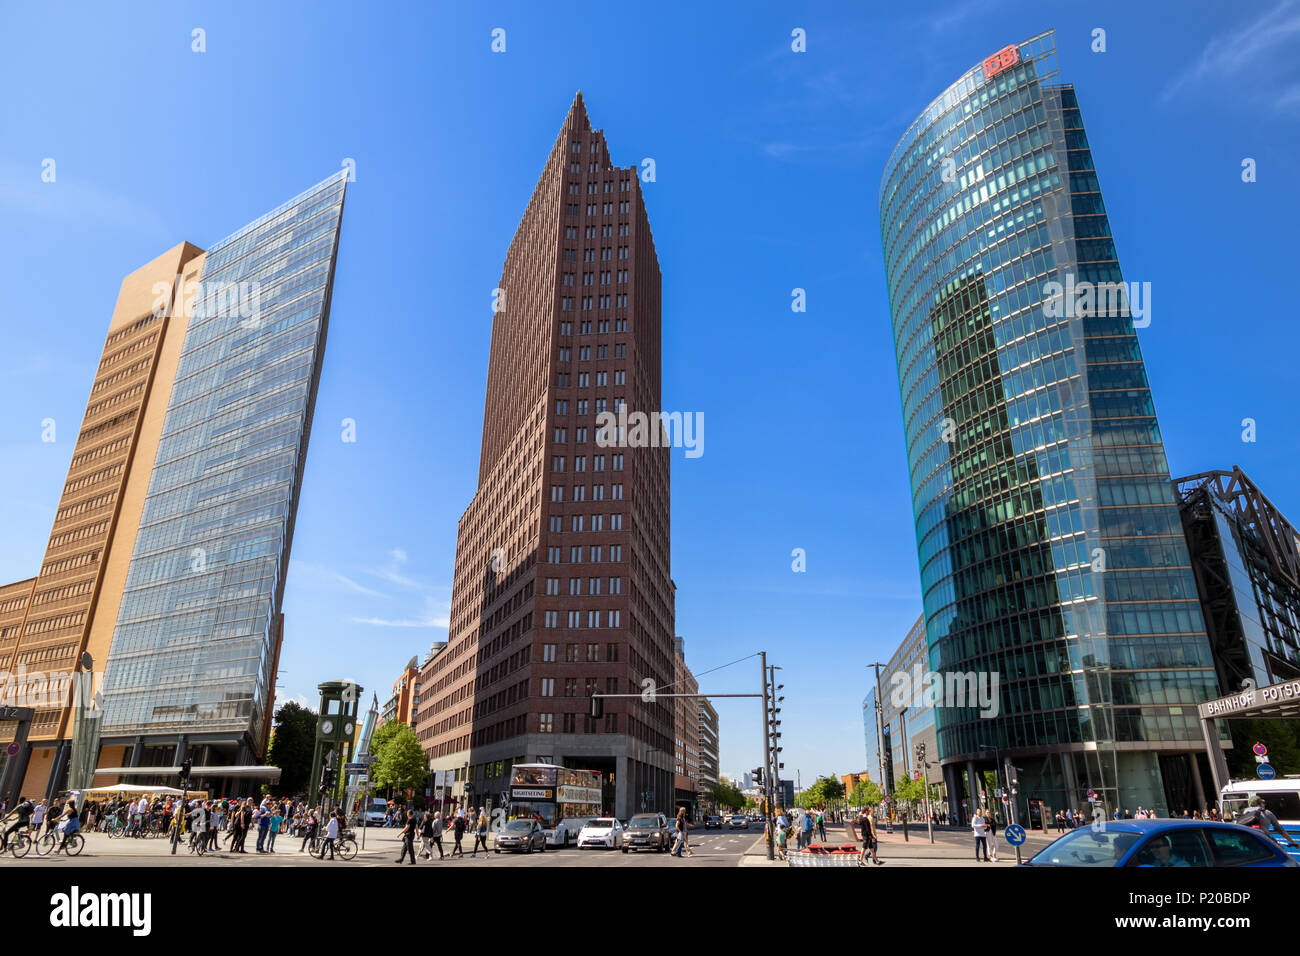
671, 807, 688, 857
420, 810, 439, 859
430, 811, 445, 859
472, 808, 489, 856
776, 821, 789, 861
319, 810, 338, 860
972, 808, 990, 862
269, 805, 283, 852
816, 809, 827, 843
801, 807, 815, 848
452, 810, 466, 857
300, 810, 318, 853
987, 812, 1000, 862
256, 804, 271, 853
396, 809, 418, 864
857, 805, 883, 866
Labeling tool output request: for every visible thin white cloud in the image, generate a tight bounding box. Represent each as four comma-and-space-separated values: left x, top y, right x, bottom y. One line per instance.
365, 546, 428, 589
295, 561, 389, 599
352, 596, 449, 629
1162, 1, 1300, 103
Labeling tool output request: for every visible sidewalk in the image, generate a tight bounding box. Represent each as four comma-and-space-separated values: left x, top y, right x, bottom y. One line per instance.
741, 821, 1060, 868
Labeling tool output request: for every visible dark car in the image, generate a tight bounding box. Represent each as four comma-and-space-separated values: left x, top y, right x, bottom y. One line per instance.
623, 812, 672, 852
704, 815, 723, 829
1021, 819, 1298, 868
494, 819, 547, 854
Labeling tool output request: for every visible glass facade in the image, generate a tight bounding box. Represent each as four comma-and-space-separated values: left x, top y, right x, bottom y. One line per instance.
101, 174, 347, 747
880, 32, 1216, 814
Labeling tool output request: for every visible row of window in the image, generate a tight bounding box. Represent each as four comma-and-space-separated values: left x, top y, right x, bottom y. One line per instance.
549, 456, 624, 474
543, 576, 623, 595
561, 246, 631, 261
545, 544, 624, 562
557, 319, 627, 336
541, 609, 623, 628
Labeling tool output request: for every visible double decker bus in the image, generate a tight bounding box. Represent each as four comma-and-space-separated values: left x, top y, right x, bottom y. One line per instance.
506, 763, 603, 848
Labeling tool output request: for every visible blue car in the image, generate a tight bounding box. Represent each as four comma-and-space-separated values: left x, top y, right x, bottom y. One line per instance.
1021, 819, 1298, 867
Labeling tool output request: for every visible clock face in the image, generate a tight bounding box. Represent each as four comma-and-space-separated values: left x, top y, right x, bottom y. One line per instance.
321, 720, 334, 735
344, 722, 354, 736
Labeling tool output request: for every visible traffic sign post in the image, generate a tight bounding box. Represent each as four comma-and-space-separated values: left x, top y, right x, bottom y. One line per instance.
1258, 764, 1277, 780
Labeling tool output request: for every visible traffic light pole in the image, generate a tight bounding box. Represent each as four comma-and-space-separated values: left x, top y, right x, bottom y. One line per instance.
760, 651, 774, 861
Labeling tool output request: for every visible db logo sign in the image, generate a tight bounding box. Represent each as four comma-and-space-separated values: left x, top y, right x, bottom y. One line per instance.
983, 44, 1019, 80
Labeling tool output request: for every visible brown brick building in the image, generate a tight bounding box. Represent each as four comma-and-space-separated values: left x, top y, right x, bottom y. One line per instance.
416, 94, 676, 818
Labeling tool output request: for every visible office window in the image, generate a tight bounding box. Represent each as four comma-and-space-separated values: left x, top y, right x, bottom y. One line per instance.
611, 513, 623, 530
563, 713, 577, 733
610, 577, 621, 595
589, 577, 601, 595
565, 678, 577, 697
568, 610, 581, 628
610, 544, 622, 561
570, 546, 583, 562
544, 610, 557, 628
588, 610, 600, 628
609, 610, 621, 627
569, 577, 581, 596
547, 547, 561, 563
540, 678, 554, 697
591, 545, 603, 562
545, 578, 559, 596
550, 486, 564, 502
606, 643, 619, 662
543, 643, 556, 662
539, 714, 554, 733
566, 643, 579, 662
586, 643, 600, 662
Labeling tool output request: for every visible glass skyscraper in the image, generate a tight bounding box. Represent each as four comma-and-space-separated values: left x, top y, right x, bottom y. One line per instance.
100, 173, 347, 766
880, 32, 1218, 819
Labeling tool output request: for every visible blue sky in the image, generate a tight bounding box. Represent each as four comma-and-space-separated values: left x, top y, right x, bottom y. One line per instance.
1, 1, 1298, 787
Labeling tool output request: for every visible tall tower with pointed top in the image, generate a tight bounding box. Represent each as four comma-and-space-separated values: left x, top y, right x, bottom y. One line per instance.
418, 95, 675, 819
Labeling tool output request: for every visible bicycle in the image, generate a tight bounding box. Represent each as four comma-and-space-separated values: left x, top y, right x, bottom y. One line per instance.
37, 829, 85, 857
336, 828, 358, 861
104, 812, 129, 838
4, 826, 37, 858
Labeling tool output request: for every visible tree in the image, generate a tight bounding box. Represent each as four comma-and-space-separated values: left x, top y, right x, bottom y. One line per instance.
894, 774, 925, 817
849, 778, 884, 808
706, 780, 745, 812
266, 700, 315, 797
370, 721, 428, 796
1228, 718, 1300, 780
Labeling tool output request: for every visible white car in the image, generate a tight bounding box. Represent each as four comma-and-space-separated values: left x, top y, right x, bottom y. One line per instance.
577, 817, 624, 850
361, 798, 388, 827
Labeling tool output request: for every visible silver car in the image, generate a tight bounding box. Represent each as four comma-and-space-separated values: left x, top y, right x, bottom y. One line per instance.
494, 819, 547, 853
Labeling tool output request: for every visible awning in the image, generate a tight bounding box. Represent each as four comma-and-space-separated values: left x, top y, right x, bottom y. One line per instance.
93, 765, 282, 781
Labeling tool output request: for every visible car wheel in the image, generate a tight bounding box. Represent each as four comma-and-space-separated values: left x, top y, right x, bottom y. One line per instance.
622, 847, 628, 853
494, 848, 500, 854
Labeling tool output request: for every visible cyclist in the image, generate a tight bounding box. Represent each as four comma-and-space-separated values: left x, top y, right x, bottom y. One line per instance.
1, 796, 35, 851
56, 800, 81, 851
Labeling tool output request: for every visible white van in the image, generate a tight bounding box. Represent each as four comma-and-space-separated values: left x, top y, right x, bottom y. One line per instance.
361, 797, 389, 827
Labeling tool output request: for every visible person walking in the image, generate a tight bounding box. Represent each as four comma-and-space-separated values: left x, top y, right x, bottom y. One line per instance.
318, 810, 339, 860
801, 807, 815, 849
300, 810, 319, 853
452, 810, 467, 857
472, 808, 489, 856
255, 804, 271, 853
987, 811, 1000, 862
430, 811, 445, 859
816, 809, 827, 843
268, 805, 283, 852
972, 808, 990, 862
420, 810, 439, 859
671, 808, 688, 857
396, 809, 418, 864
857, 805, 883, 866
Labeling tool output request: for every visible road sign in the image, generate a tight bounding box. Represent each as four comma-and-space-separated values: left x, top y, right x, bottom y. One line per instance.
5, 742, 18, 756
1086, 788, 1096, 800
1255, 754, 1270, 764
1253, 742, 1268, 757
1258, 764, 1277, 780
344, 763, 369, 773
1005, 824, 1026, 846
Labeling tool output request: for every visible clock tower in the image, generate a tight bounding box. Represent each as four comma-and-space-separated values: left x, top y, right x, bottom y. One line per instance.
309, 680, 361, 812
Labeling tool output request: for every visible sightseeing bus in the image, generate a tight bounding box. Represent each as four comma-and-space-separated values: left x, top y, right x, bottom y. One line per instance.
1220, 777, 1300, 860
506, 763, 603, 848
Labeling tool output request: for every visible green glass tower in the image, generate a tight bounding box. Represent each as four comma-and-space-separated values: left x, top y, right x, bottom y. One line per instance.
880, 32, 1218, 820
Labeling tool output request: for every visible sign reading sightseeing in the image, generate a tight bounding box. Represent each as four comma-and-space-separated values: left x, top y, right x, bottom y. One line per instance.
983, 44, 1019, 80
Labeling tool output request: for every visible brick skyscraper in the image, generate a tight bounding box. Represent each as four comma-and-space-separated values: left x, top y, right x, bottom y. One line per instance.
420, 94, 676, 819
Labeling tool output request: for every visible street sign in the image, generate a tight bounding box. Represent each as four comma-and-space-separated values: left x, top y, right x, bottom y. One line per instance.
1258, 764, 1277, 780
1255, 755, 1270, 764
5, 742, 18, 756
1253, 742, 1268, 757
1086, 789, 1096, 800
1005, 824, 1026, 846
344, 763, 369, 773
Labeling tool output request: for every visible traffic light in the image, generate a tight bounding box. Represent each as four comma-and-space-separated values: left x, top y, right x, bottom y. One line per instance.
589, 694, 604, 720
179, 758, 192, 783
752, 767, 764, 786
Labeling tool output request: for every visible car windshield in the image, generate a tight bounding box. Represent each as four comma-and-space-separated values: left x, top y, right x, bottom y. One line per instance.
732, 815, 745, 820
1028, 827, 1142, 866
629, 817, 659, 828
503, 820, 533, 832
586, 819, 613, 829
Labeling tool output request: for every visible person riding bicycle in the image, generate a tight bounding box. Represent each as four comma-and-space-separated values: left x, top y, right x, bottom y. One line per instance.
57, 801, 81, 850
1, 797, 34, 850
